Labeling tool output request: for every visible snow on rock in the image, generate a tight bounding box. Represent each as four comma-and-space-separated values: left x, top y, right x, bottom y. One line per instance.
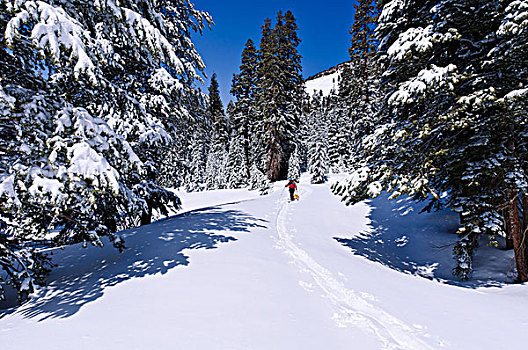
504, 88, 528, 100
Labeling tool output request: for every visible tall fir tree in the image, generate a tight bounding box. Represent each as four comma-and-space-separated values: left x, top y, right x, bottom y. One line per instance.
185, 128, 208, 192
225, 101, 250, 188
306, 94, 328, 183
231, 38, 258, 180
254, 11, 303, 182
287, 144, 302, 181
334, 0, 528, 281
310, 136, 329, 184
205, 73, 229, 189
253, 17, 278, 179
346, 0, 381, 166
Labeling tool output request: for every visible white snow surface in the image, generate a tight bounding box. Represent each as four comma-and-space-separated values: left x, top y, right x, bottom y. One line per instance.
1, 174, 527, 349
305, 71, 339, 97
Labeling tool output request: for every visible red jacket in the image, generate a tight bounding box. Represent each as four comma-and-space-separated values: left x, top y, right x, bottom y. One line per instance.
286, 181, 297, 190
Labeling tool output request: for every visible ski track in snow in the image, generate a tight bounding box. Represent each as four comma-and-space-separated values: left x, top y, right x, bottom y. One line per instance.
273, 185, 437, 350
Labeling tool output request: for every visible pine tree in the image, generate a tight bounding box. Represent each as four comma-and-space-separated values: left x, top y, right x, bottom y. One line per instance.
225, 134, 249, 189
205, 73, 229, 189
225, 100, 249, 188
207, 73, 228, 146
0, 0, 211, 299
254, 11, 303, 182
349, 0, 378, 96
322, 92, 349, 173
287, 144, 302, 181
305, 94, 328, 184
185, 129, 208, 192
346, 0, 380, 166
231, 38, 258, 178
248, 163, 271, 195
310, 137, 328, 184
334, 0, 528, 281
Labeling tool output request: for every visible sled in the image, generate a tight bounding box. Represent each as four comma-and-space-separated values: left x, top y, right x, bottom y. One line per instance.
294, 194, 300, 201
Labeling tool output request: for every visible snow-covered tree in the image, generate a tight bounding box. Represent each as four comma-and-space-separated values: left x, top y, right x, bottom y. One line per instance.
225, 100, 250, 188
231, 38, 258, 178
254, 11, 303, 181
225, 133, 249, 189
248, 163, 271, 195
0, 0, 211, 299
304, 94, 328, 184
287, 144, 302, 181
322, 91, 350, 173
204, 73, 228, 189
310, 136, 328, 184
334, 0, 528, 281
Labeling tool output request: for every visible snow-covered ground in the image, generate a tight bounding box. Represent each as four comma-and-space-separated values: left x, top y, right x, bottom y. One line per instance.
1, 175, 527, 349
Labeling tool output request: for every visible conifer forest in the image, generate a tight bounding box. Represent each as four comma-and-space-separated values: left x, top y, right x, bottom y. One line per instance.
1, 1, 528, 343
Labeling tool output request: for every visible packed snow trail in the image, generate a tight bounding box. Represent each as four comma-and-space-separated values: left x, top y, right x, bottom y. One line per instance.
273, 183, 435, 350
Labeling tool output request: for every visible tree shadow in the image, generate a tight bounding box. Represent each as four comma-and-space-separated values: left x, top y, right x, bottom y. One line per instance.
0, 206, 267, 320
335, 195, 514, 288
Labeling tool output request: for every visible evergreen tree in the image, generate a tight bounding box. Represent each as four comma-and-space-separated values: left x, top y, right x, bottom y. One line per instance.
207, 73, 228, 146
346, 0, 381, 166
305, 94, 328, 184
323, 92, 350, 173
334, 0, 528, 281
225, 134, 249, 189
310, 136, 329, 184
248, 163, 272, 195
348, 0, 378, 95
231, 38, 258, 178
205, 73, 229, 189
287, 144, 302, 181
225, 100, 249, 188
185, 129, 208, 192
254, 11, 303, 181
0, 0, 211, 299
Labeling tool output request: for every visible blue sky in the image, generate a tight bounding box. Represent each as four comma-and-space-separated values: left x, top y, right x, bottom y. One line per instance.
191, 0, 358, 105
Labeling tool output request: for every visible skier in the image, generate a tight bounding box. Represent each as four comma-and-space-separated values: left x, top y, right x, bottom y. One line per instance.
285, 178, 297, 202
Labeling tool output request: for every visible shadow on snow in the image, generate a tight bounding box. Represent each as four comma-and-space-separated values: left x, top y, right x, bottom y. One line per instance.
335, 194, 515, 288
0, 205, 267, 320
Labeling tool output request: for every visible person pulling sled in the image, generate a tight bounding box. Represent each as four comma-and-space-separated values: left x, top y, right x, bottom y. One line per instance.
285, 178, 297, 202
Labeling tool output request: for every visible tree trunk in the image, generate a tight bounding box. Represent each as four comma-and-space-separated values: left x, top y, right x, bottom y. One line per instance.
140, 200, 153, 226
508, 192, 528, 282
504, 208, 515, 249
267, 147, 281, 181
267, 127, 282, 181
523, 194, 528, 235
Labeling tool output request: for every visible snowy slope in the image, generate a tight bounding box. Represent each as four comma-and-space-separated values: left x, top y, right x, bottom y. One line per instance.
305, 71, 340, 97
1, 175, 527, 349
304, 62, 351, 97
